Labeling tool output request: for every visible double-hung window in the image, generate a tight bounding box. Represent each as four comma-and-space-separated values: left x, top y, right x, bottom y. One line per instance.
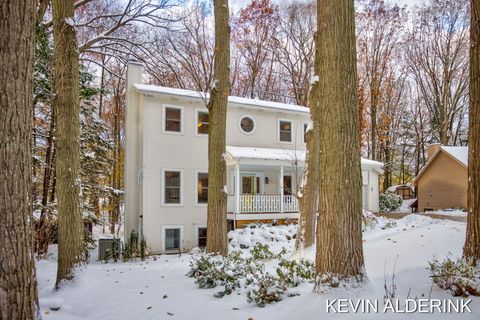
164, 170, 182, 205
164, 106, 182, 133
197, 172, 208, 204
196, 110, 209, 135
279, 120, 292, 142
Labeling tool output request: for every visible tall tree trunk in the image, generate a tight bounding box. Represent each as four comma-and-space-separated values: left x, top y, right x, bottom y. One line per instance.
464, 0, 480, 262
295, 35, 321, 253
295, 124, 319, 252
315, 0, 365, 285
53, 0, 85, 287
206, 0, 230, 256
37, 106, 56, 254
0, 0, 40, 318
370, 77, 378, 160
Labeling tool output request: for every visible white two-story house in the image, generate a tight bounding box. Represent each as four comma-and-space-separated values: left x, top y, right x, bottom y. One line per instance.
124, 62, 384, 254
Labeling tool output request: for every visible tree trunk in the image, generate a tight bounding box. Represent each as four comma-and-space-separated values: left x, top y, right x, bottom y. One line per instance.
206, 0, 230, 256
295, 124, 319, 252
464, 0, 480, 263
0, 0, 40, 318
37, 105, 55, 254
370, 77, 378, 160
295, 34, 321, 253
53, 0, 85, 287
315, 0, 365, 285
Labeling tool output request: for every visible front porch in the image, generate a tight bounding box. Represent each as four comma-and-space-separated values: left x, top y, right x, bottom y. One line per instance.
225, 146, 304, 223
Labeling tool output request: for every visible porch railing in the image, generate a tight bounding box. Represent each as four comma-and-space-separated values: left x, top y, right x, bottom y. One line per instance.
227, 194, 299, 213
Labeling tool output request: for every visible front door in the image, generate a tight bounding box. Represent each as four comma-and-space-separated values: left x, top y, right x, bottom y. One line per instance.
241, 174, 260, 194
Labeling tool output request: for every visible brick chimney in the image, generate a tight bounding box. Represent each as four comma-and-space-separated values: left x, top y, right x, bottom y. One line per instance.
427, 143, 441, 160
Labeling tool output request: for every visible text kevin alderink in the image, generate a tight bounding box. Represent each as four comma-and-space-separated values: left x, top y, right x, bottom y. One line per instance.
326, 298, 472, 314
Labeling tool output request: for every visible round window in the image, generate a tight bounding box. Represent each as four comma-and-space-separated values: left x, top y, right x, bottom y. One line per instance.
239, 116, 255, 134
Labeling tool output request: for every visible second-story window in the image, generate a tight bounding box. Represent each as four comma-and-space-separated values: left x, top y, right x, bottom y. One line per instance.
279, 120, 292, 142
197, 110, 209, 135
164, 106, 182, 133
197, 172, 208, 204
164, 170, 182, 204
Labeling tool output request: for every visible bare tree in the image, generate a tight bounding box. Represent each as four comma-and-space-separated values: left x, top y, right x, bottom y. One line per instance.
273, 1, 316, 106
464, 0, 480, 263
206, 0, 230, 256
314, 0, 365, 286
407, 0, 469, 145
356, 0, 406, 160
0, 1, 40, 318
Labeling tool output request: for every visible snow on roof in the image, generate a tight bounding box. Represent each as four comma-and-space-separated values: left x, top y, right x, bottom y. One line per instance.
226, 146, 305, 162
133, 84, 310, 114
440, 146, 468, 166
226, 145, 383, 167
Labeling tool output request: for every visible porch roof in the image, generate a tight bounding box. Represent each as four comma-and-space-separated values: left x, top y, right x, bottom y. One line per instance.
226, 145, 384, 168
226, 146, 305, 163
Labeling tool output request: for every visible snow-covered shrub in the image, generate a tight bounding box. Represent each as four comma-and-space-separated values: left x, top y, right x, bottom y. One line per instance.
362, 210, 378, 229
379, 192, 403, 212
250, 242, 275, 260
187, 251, 261, 298
429, 257, 480, 296
276, 258, 315, 287
246, 269, 287, 307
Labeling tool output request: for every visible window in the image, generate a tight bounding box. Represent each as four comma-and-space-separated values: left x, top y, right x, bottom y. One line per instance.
283, 175, 292, 196
279, 120, 292, 142
164, 106, 182, 133
196, 110, 209, 135
303, 122, 308, 144
239, 115, 255, 134
197, 227, 207, 248
165, 228, 181, 250
197, 172, 208, 204
164, 170, 181, 204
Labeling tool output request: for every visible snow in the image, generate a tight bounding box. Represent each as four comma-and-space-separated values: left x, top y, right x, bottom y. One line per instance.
133, 84, 310, 114
226, 145, 383, 168
440, 146, 468, 166
36, 214, 479, 319
393, 199, 416, 213
429, 208, 467, 217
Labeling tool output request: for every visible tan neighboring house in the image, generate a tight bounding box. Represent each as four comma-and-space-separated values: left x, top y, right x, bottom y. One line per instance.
414, 144, 468, 212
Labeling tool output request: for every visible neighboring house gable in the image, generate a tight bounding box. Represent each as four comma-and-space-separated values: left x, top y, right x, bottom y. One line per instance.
415, 146, 468, 212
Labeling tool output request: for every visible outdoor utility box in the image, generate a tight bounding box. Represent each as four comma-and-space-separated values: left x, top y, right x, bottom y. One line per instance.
98, 238, 121, 261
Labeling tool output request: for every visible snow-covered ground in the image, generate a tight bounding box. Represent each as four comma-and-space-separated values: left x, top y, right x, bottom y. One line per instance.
37, 215, 478, 320
428, 209, 468, 217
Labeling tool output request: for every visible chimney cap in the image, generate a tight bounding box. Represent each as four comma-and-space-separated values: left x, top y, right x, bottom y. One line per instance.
128, 59, 143, 67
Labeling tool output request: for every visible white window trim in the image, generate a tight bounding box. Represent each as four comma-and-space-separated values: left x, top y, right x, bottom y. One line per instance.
277, 118, 293, 144
162, 104, 184, 135
238, 114, 256, 135
161, 168, 184, 207
161, 225, 184, 253
195, 108, 209, 137
302, 121, 310, 145
194, 224, 207, 248
195, 169, 208, 206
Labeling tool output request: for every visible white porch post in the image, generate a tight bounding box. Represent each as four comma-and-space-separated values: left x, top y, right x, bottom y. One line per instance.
235, 162, 240, 214
280, 165, 284, 213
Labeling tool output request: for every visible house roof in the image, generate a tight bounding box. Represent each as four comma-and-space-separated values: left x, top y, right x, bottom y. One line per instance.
440, 146, 468, 166
414, 146, 468, 183
225, 145, 384, 167
387, 184, 414, 192
133, 84, 310, 114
